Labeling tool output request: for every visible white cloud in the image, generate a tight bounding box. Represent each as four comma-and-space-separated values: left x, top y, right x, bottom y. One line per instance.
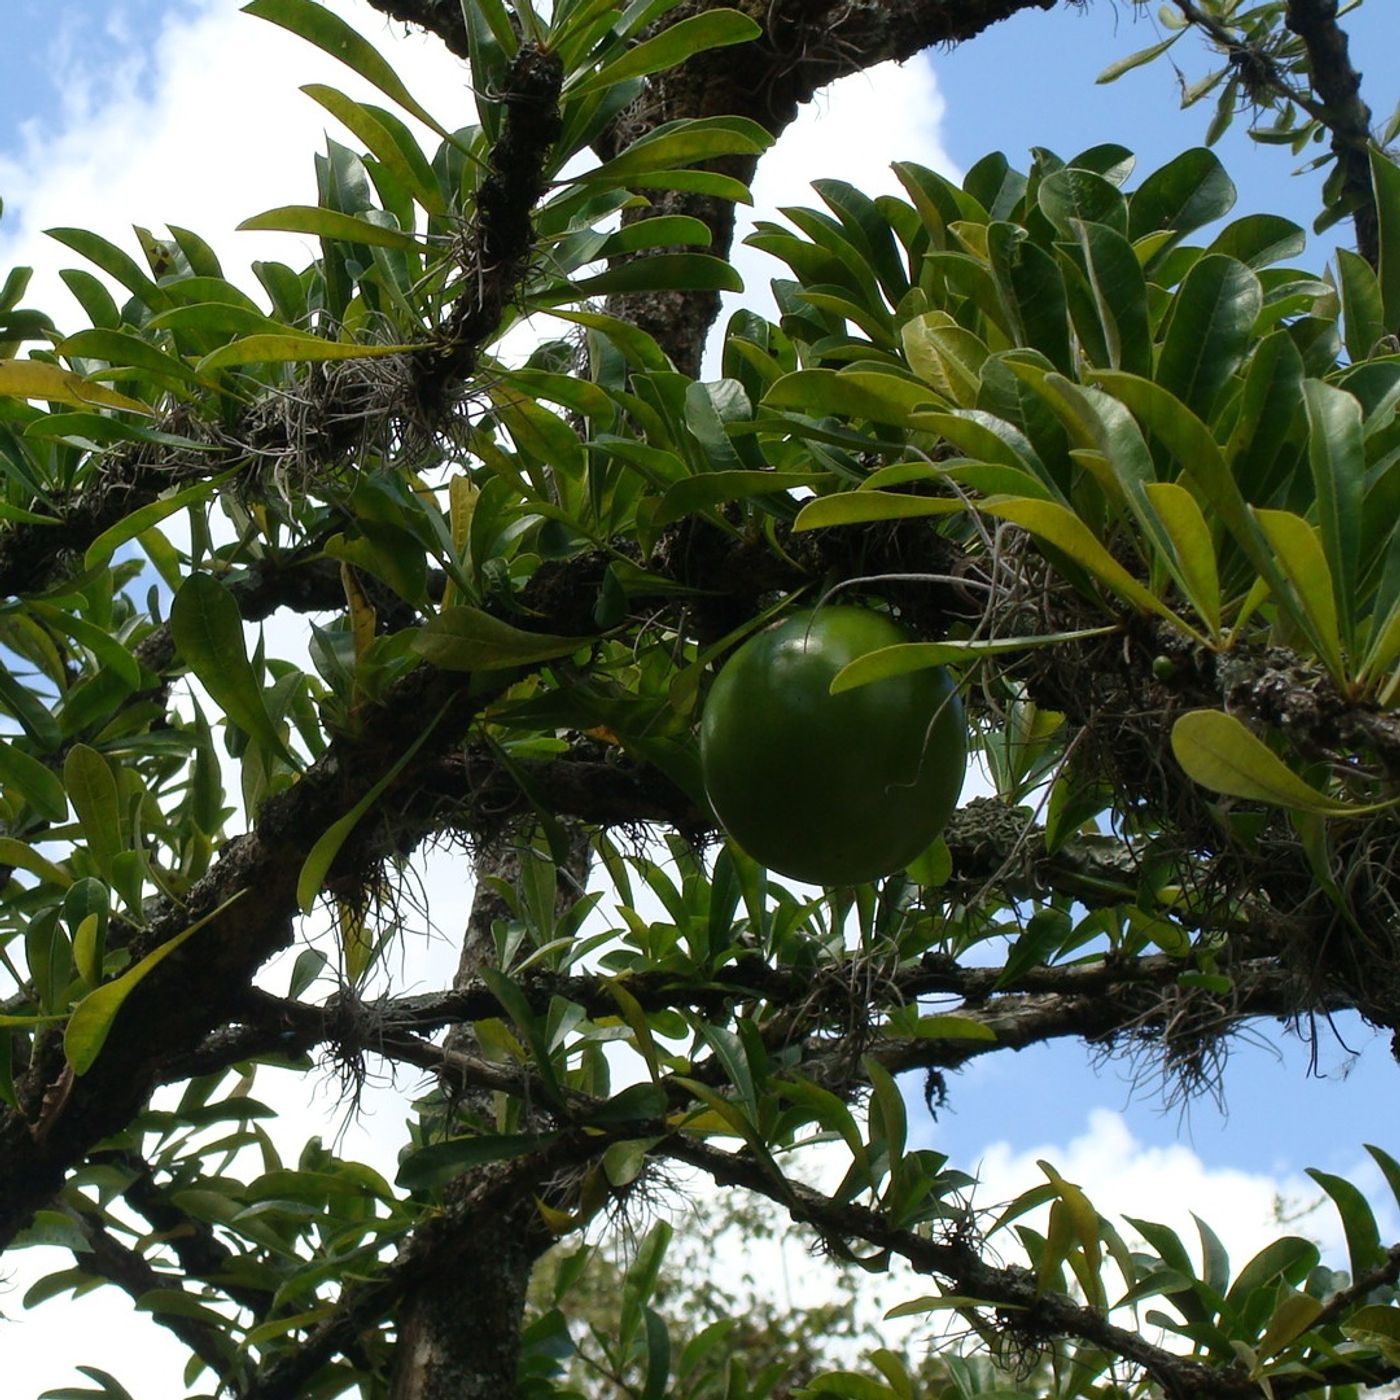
0, 0, 469, 322
968, 1107, 1375, 1291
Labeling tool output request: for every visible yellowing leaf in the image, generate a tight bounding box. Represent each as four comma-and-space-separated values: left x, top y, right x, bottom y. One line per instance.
1143, 481, 1220, 635
1258, 1290, 1324, 1359
1252, 508, 1347, 684
1170, 710, 1394, 815
979, 496, 1185, 628
0, 359, 151, 415
1344, 1303, 1400, 1365
793, 492, 963, 531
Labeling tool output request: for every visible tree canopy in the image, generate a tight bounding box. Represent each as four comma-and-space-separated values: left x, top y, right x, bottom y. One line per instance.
3, 0, 1400, 1396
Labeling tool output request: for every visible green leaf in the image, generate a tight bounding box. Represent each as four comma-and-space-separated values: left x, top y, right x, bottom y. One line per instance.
547, 310, 670, 371
595, 215, 715, 257
64, 891, 245, 1074
196, 333, 416, 374
0, 740, 67, 821
1220, 1236, 1317, 1317
242, 0, 452, 139
45, 227, 165, 309
299, 84, 446, 219
1335, 247, 1385, 361
1038, 169, 1127, 236
1371, 150, 1400, 331
656, 470, 826, 525
1127, 148, 1236, 253
1031, 374, 1215, 628
671, 1075, 786, 1184
0, 666, 61, 752
1092, 364, 1335, 640
987, 222, 1073, 372
828, 627, 1116, 693
480, 967, 565, 1108
170, 574, 299, 768
84, 466, 241, 570
777, 1078, 873, 1186
1154, 255, 1261, 421
29, 602, 142, 690
237, 204, 425, 250
1302, 380, 1364, 650
1065, 219, 1152, 377
1170, 710, 1391, 815
1308, 1168, 1385, 1276
571, 11, 761, 95
0, 836, 72, 889
63, 745, 123, 878
765, 367, 938, 425
394, 1131, 562, 1187
571, 121, 770, 188
411, 607, 588, 671
57, 329, 201, 389
1205, 213, 1306, 269
1096, 32, 1180, 82
539, 253, 744, 302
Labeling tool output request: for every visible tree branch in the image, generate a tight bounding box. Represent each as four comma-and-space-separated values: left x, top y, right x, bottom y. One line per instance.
1284, 0, 1378, 267
0, 43, 560, 602
1171, 0, 1376, 265
239, 1130, 604, 1400
71, 1211, 247, 1386
362, 0, 468, 56
665, 1135, 1265, 1400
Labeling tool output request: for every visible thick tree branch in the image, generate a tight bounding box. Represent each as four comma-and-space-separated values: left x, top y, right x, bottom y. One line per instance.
1284, 0, 1378, 268
362, 0, 468, 56
1171, 0, 1376, 266
0, 646, 507, 1248
0, 44, 560, 602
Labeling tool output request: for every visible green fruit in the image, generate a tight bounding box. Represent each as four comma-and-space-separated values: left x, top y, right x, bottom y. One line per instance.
699, 607, 966, 885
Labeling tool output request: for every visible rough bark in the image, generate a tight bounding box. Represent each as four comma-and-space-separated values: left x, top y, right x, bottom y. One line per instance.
1284, 0, 1378, 269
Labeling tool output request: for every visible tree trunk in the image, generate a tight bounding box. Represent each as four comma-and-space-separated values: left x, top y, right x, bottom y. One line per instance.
390, 835, 590, 1397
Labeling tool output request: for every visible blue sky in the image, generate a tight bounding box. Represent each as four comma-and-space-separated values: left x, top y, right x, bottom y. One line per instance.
3, 2, 1400, 1390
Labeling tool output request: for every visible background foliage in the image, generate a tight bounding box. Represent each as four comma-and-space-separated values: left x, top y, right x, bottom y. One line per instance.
2, 0, 1400, 1396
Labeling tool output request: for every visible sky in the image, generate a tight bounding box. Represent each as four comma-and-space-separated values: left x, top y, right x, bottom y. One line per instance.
1, 0, 1400, 1395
